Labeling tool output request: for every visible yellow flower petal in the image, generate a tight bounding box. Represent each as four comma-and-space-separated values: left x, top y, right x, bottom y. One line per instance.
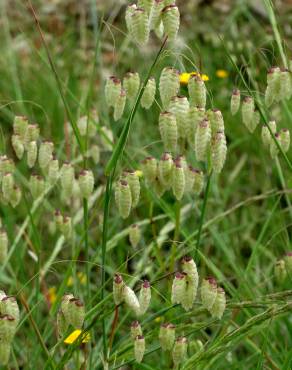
48, 287, 57, 304
179, 72, 209, 85
64, 330, 90, 344
216, 69, 229, 78
135, 170, 143, 178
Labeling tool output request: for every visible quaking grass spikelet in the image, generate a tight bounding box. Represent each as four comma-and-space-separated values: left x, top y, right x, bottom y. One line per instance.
13, 116, 28, 142
113, 274, 125, 305
150, 0, 164, 29
114, 89, 126, 121
123, 286, 140, 316
67, 298, 85, 329
169, 96, 189, 139
138, 280, 151, 315
279, 128, 290, 153
162, 5, 180, 41
159, 112, 177, 153
131, 321, 142, 340
193, 169, 204, 194
123, 72, 140, 102
230, 89, 240, 115
11, 135, 24, 160
187, 107, 205, 149
125, 4, 137, 37
0, 229, 8, 263
274, 259, 287, 284
279, 68, 292, 101
134, 335, 145, 363
25, 123, 40, 146
265, 67, 281, 106
27, 141, 38, 168
2, 173, 14, 202
10, 186, 21, 208
131, 8, 150, 45
172, 161, 185, 200
141, 77, 156, 109
159, 67, 180, 109
105, 76, 121, 108
123, 170, 140, 208
261, 121, 276, 148
172, 337, 188, 368
201, 277, 217, 311
138, 0, 154, 14
210, 287, 226, 319
158, 152, 173, 187
141, 156, 157, 183
61, 216, 72, 239
195, 119, 211, 162
209, 109, 225, 134
48, 157, 59, 184
270, 133, 280, 159
116, 180, 132, 219
171, 272, 187, 304
61, 162, 75, 198
211, 131, 227, 174
38, 141, 54, 170
241, 96, 255, 131
188, 74, 207, 108
159, 323, 175, 351
0, 296, 19, 323
78, 169, 94, 199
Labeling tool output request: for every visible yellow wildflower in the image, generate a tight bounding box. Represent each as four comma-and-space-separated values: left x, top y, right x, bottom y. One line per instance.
67, 271, 87, 287
48, 287, 57, 304
179, 72, 209, 85
216, 69, 229, 78
154, 316, 162, 323
64, 329, 90, 344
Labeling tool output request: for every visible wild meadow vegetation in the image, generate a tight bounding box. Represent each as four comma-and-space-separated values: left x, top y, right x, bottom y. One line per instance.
0, 0, 291, 368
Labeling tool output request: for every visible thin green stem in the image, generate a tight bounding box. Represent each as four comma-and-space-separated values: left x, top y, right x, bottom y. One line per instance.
194, 171, 212, 259
170, 200, 181, 271
83, 199, 90, 301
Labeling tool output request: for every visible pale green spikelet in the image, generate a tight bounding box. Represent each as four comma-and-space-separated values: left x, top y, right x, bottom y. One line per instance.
129, 224, 141, 248
210, 287, 226, 319
13, 116, 28, 142
265, 67, 281, 106
241, 96, 255, 129
284, 252, 292, 275
158, 152, 173, 187
141, 156, 158, 183
184, 166, 197, 193
125, 4, 137, 37
138, 280, 151, 315
201, 277, 217, 311
211, 131, 227, 174
10, 186, 21, 208
230, 89, 240, 115
0, 314, 17, 343
134, 335, 145, 363
11, 135, 24, 160
159, 323, 175, 351
163, 0, 174, 5
114, 89, 126, 121
113, 274, 125, 305
0, 229, 8, 263
162, 5, 180, 41
60, 162, 75, 197
195, 118, 211, 162
123, 72, 140, 102
131, 8, 150, 45
67, 298, 85, 329
2, 173, 14, 202
261, 121, 277, 148
159, 67, 180, 109
78, 169, 94, 199
172, 162, 185, 200
193, 169, 204, 194
131, 321, 142, 340
57, 309, 68, 339
172, 337, 188, 368
181, 256, 199, 291
279, 68, 292, 101
171, 272, 187, 304
0, 157, 14, 181
169, 96, 190, 139
159, 111, 177, 153
138, 0, 154, 14
279, 128, 290, 153
61, 216, 72, 240
48, 157, 59, 184
187, 107, 205, 149
141, 77, 156, 109
123, 285, 141, 316
38, 141, 54, 170
27, 141, 38, 168
25, 123, 40, 146
188, 74, 207, 108
0, 341, 11, 366
60, 294, 74, 324
274, 259, 287, 284
105, 76, 122, 108
117, 180, 132, 219
209, 109, 225, 134
149, 0, 164, 29
124, 170, 140, 208
0, 296, 19, 323
270, 133, 280, 159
